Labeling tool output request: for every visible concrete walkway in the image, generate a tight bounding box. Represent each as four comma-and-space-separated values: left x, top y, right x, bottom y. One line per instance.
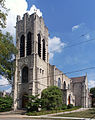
0, 108, 95, 120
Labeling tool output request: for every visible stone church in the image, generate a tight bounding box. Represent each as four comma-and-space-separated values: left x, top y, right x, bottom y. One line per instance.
13, 12, 90, 110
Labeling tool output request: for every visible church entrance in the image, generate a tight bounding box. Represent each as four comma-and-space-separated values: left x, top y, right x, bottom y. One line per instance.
22, 94, 28, 108
68, 95, 71, 104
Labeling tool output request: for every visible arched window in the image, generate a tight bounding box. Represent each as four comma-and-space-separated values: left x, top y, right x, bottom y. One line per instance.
43, 39, 46, 61
63, 81, 66, 90
27, 32, 32, 56
38, 34, 41, 57
58, 78, 61, 88
20, 35, 25, 57
22, 66, 28, 83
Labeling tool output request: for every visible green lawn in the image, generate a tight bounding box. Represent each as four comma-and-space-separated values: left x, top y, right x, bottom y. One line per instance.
26, 107, 80, 116
56, 109, 95, 118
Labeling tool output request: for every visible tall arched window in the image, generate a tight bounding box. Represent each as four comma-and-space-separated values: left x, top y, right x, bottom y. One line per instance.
43, 39, 46, 61
58, 78, 61, 88
27, 32, 32, 56
20, 35, 25, 57
22, 66, 28, 83
38, 34, 41, 57
63, 81, 66, 90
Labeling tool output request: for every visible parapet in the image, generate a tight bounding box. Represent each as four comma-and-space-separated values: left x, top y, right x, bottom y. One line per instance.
17, 15, 21, 22
16, 12, 40, 22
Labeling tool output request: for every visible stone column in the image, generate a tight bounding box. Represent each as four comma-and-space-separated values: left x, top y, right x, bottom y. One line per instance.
13, 58, 18, 111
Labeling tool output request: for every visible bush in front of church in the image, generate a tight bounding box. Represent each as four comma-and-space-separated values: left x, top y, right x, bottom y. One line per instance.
0, 96, 13, 112
62, 104, 67, 110
26, 95, 41, 112
67, 104, 73, 109
41, 86, 63, 110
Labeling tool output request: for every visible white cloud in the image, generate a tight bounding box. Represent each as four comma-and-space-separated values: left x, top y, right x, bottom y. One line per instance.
49, 53, 54, 60
4, 0, 63, 61
85, 34, 90, 40
88, 80, 95, 88
48, 37, 65, 60
3, 0, 27, 38
6, 87, 12, 93
3, 0, 42, 41
0, 76, 9, 86
72, 25, 80, 31
88, 73, 95, 88
28, 5, 42, 17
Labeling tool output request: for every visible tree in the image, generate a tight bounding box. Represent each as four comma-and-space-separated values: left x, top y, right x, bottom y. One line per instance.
41, 86, 63, 110
26, 95, 41, 112
0, 0, 17, 83
0, 0, 8, 28
0, 32, 17, 83
90, 87, 95, 98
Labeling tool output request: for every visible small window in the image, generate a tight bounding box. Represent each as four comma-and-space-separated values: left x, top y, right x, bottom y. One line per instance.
40, 68, 42, 73
58, 78, 61, 88
42, 70, 44, 74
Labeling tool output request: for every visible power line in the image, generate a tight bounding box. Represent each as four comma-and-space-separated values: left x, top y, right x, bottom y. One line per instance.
1, 35, 95, 87
64, 38, 95, 49
1, 66, 95, 87
64, 66, 95, 74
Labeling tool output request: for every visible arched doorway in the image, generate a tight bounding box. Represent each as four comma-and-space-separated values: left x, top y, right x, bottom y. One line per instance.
22, 94, 28, 108
68, 95, 71, 105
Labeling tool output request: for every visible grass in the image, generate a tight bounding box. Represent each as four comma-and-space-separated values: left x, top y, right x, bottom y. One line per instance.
26, 107, 80, 116
56, 108, 95, 119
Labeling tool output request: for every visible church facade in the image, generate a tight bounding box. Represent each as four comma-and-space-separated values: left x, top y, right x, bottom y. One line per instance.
13, 13, 90, 110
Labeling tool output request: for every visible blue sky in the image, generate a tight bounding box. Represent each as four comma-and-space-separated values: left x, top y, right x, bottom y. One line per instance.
0, 0, 95, 92
26, 0, 95, 86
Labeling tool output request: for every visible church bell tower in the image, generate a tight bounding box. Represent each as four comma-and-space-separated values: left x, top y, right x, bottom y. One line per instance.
14, 12, 49, 110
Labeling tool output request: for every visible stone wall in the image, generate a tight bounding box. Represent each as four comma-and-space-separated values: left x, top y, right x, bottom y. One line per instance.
49, 65, 75, 106
71, 75, 89, 107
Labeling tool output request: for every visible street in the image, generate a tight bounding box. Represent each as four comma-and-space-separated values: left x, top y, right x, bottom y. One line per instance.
0, 118, 51, 120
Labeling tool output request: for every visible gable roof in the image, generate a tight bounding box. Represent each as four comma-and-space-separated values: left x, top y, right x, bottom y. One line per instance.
70, 76, 86, 83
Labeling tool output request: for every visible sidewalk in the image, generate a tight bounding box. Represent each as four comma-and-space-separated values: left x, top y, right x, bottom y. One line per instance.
0, 108, 94, 120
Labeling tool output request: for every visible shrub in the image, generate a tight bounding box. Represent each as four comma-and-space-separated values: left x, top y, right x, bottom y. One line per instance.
26, 95, 41, 112
0, 96, 13, 112
41, 86, 63, 110
90, 87, 95, 98
62, 104, 67, 110
67, 104, 73, 109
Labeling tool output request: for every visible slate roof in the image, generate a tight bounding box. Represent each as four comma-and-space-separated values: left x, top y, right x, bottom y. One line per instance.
70, 76, 86, 83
